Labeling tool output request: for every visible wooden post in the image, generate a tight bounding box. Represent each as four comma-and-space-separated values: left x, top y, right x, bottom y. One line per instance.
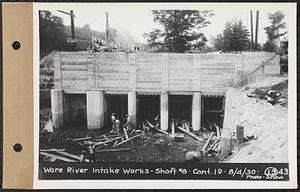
236, 124, 244, 145
123, 127, 129, 140
171, 119, 175, 136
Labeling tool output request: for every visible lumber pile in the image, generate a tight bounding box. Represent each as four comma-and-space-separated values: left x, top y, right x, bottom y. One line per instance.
40, 129, 144, 163
40, 114, 224, 163
141, 118, 223, 148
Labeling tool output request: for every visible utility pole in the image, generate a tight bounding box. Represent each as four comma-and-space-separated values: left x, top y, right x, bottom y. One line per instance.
250, 11, 254, 50
57, 10, 77, 51
70, 10, 75, 40
255, 10, 259, 50
105, 11, 109, 42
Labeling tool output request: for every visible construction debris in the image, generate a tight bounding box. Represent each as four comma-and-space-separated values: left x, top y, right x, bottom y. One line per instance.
174, 133, 185, 141
246, 79, 287, 106
177, 126, 203, 142
40, 152, 77, 162
145, 120, 155, 129
123, 127, 129, 140
40, 148, 65, 152
206, 137, 220, 152
40, 109, 226, 163
214, 123, 221, 137
40, 126, 144, 162
96, 148, 131, 153
113, 132, 144, 148
201, 132, 215, 153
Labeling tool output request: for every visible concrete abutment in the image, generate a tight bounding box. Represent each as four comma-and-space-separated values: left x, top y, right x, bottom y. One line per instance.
86, 90, 105, 130
160, 91, 169, 131
128, 91, 137, 127
192, 92, 202, 131
51, 89, 65, 129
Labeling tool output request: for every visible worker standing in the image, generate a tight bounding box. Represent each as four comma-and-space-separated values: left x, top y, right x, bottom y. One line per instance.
111, 113, 116, 132
123, 114, 131, 131
115, 118, 121, 135
80, 147, 88, 162
88, 144, 95, 162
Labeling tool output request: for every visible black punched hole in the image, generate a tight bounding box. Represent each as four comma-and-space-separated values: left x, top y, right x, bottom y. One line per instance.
13, 143, 22, 152
12, 41, 21, 50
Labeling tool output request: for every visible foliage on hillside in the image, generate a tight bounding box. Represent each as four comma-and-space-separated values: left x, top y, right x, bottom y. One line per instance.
40, 11, 137, 59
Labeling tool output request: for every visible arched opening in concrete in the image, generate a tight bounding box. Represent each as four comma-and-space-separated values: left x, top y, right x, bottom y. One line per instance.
137, 95, 160, 123
201, 96, 225, 128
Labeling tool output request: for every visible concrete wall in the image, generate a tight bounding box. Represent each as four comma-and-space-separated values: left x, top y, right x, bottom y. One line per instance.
57, 52, 90, 91
53, 52, 279, 93
95, 53, 130, 90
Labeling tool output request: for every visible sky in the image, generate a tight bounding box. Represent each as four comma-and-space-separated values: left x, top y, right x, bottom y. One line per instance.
44, 3, 289, 45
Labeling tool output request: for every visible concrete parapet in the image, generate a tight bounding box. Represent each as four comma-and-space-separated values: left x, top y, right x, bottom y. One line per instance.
86, 90, 104, 129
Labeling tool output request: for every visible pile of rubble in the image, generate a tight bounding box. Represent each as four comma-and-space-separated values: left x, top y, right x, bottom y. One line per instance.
246, 79, 288, 106
226, 77, 288, 163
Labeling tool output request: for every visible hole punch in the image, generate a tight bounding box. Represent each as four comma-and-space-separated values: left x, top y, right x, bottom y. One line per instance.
13, 143, 22, 152
12, 41, 21, 50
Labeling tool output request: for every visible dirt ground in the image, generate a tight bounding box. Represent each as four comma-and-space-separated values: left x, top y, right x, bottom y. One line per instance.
40, 126, 219, 163
225, 77, 289, 163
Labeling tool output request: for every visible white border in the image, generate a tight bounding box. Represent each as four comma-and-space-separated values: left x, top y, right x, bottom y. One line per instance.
33, 2, 297, 189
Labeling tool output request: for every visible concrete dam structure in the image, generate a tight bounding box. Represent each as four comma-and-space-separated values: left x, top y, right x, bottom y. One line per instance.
50, 51, 279, 131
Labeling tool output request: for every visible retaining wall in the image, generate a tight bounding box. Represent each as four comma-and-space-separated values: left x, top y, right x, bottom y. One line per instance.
52, 51, 279, 93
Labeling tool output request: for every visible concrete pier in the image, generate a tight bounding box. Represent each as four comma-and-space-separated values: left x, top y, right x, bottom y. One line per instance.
86, 90, 104, 129
128, 91, 136, 127
160, 91, 168, 131
51, 89, 65, 129
192, 92, 202, 131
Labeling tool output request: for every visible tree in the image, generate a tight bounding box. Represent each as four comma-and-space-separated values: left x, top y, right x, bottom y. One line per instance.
40, 11, 121, 56
263, 11, 287, 52
39, 11, 68, 58
144, 10, 214, 53
223, 20, 250, 52
212, 34, 224, 51
143, 29, 163, 47
213, 20, 250, 52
